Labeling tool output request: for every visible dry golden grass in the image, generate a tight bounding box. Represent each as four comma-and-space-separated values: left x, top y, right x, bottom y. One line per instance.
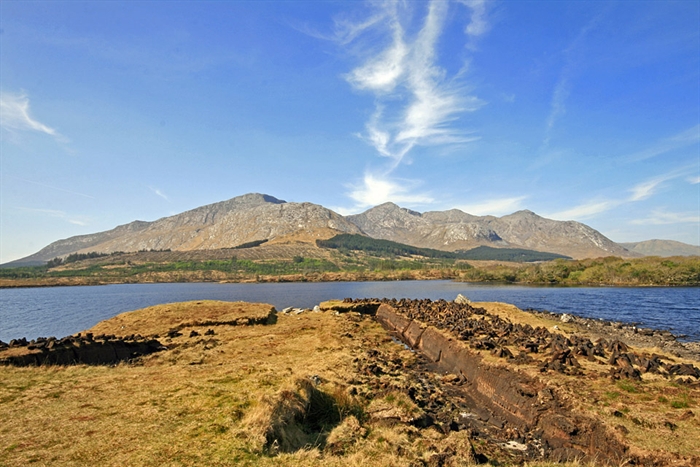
87, 300, 276, 337
2, 301, 464, 467
0, 303, 363, 466
1, 300, 697, 466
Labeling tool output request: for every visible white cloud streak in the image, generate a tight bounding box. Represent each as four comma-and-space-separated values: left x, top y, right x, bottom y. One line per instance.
347, 172, 434, 211
548, 167, 694, 221
340, 0, 488, 206
456, 196, 527, 216
548, 200, 621, 221
0, 92, 60, 138
7, 176, 96, 199
15, 206, 89, 226
460, 0, 490, 37
543, 13, 604, 146
624, 124, 700, 163
356, 0, 485, 163
628, 177, 668, 202
630, 210, 700, 225
16, 207, 66, 217
149, 186, 169, 201
688, 176, 700, 185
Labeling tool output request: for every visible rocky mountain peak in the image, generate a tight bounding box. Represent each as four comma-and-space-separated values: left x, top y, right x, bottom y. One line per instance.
369, 202, 422, 217
504, 210, 540, 219
6, 193, 649, 266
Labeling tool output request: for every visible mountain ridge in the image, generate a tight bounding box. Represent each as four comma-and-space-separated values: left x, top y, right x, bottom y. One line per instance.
7, 192, 695, 266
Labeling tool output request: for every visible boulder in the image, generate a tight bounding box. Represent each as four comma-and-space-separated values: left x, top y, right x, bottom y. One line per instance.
454, 294, 471, 305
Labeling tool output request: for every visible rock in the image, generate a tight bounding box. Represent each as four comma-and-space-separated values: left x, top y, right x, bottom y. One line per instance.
560, 314, 572, 323
454, 294, 471, 305
503, 440, 528, 451
312, 305, 321, 312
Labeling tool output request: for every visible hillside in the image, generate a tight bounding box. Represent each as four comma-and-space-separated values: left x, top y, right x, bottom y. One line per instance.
348, 203, 633, 259
8, 194, 361, 266
6, 192, 645, 267
620, 240, 700, 257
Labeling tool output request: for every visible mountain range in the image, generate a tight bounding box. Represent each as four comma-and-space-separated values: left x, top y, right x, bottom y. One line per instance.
6, 193, 698, 266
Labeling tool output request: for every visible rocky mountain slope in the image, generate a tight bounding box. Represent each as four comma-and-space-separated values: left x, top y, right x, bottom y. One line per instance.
8, 193, 643, 266
348, 203, 632, 259
10, 194, 362, 265
619, 240, 700, 257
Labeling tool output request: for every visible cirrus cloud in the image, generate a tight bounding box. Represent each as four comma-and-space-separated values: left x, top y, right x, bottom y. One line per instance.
339, 0, 489, 209
0, 92, 63, 140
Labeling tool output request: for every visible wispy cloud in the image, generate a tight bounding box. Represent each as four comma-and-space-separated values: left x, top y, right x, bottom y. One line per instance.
544, 78, 571, 146
456, 196, 527, 216
149, 186, 169, 201
688, 176, 700, 185
15, 206, 89, 226
0, 92, 63, 140
339, 0, 488, 206
628, 176, 669, 201
6, 176, 95, 199
346, 172, 434, 211
543, 13, 604, 146
548, 200, 620, 221
630, 210, 700, 225
16, 207, 66, 217
460, 0, 491, 38
548, 167, 693, 220
624, 124, 700, 163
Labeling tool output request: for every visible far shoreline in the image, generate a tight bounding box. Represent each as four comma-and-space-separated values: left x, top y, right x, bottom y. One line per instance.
2, 273, 700, 290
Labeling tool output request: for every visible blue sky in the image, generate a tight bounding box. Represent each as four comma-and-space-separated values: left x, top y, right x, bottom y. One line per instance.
1, 0, 699, 263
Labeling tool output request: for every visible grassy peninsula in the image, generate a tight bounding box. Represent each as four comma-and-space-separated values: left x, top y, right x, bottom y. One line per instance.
1, 299, 698, 466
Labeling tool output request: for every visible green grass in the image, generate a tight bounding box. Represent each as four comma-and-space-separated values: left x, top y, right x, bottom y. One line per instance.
617, 380, 641, 394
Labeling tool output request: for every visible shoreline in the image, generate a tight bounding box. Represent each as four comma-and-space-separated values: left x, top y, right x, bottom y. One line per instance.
2, 293, 698, 356
2, 274, 699, 289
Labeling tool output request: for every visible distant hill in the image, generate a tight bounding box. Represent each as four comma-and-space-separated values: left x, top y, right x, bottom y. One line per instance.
5, 192, 647, 267
619, 240, 700, 257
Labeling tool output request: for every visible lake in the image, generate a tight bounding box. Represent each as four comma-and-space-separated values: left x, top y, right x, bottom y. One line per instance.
1, 281, 699, 342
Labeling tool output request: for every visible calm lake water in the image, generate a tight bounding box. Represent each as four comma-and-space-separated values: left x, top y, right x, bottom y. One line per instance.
1, 281, 698, 342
